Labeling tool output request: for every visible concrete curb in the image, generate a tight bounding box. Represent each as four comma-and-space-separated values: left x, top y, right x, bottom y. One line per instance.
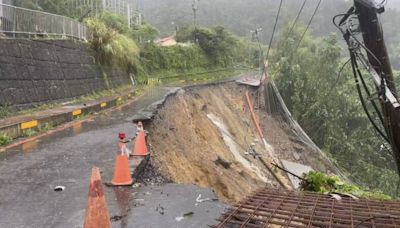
0, 90, 136, 140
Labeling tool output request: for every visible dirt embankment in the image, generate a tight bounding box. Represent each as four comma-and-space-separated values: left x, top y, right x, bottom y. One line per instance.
146, 82, 327, 203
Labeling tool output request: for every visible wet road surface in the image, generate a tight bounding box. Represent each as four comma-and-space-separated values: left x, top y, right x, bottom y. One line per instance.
0, 86, 227, 228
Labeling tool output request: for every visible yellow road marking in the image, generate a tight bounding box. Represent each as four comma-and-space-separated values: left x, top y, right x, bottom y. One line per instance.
21, 120, 38, 130
72, 109, 82, 116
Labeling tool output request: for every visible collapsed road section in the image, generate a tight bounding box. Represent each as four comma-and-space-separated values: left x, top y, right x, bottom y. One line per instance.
143, 81, 339, 203
0, 77, 345, 228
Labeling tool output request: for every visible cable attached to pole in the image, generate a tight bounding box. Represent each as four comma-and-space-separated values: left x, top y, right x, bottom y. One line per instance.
265, 0, 283, 61
284, 0, 307, 45
350, 53, 390, 143
296, 0, 322, 50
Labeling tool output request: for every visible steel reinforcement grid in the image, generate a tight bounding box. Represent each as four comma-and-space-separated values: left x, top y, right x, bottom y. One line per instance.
213, 188, 400, 228
0, 3, 88, 40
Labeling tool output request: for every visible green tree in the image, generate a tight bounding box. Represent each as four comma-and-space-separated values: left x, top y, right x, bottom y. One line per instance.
85, 17, 140, 74
130, 23, 160, 44
177, 25, 250, 66
272, 23, 399, 196
99, 11, 130, 34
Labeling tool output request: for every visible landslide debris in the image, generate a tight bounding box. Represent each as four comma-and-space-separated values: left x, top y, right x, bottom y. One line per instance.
146, 82, 332, 203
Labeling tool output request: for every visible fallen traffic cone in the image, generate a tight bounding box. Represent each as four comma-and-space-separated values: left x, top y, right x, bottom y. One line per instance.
111, 154, 133, 186
132, 131, 148, 156
83, 167, 111, 228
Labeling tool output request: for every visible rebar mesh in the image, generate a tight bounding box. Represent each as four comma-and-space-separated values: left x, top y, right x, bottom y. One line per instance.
214, 188, 400, 228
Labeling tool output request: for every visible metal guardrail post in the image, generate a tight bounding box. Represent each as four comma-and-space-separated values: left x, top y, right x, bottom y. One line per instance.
70, 20, 73, 38
78, 23, 81, 40
12, 6, 15, 38
62, 17, 65, 38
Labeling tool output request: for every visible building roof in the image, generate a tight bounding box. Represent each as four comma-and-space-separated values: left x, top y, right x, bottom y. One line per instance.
213, 188, 400, 227
157, 36, 175, 43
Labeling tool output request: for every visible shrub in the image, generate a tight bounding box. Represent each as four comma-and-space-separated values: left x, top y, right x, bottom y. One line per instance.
140, 43, 210, 73
300, 171, 391, 200
23, 129, 37, 137
130, 23, 160, 44
177, 25, 259, 66
85, 17, 141, 74
99, 11, 129, 34
0, 133, 11, 146
0, 105, 10, 118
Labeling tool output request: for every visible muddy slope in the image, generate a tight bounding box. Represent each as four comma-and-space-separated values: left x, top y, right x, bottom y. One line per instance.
146, 82, 331, 203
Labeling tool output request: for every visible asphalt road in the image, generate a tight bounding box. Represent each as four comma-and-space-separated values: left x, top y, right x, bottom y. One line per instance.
0, 86, 227, 228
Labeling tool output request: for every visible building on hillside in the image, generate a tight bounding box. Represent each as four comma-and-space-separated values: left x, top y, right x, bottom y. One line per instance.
156, 36, 177, 47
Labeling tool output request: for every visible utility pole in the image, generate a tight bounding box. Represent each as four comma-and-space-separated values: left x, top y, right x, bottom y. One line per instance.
251, 28, 264, 74
127, 3, 131, 28
192, 0, 199, 30
354, 0, 400, 170
192, 0, 199, 43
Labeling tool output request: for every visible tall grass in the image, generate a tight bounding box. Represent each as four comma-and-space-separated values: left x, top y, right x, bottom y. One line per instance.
86, 17, 141, 74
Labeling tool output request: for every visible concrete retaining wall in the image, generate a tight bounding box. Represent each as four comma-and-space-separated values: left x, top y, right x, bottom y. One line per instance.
0, 39, 130, 109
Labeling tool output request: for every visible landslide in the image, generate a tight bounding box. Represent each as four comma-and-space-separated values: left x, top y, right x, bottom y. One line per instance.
146, 82, 330, 203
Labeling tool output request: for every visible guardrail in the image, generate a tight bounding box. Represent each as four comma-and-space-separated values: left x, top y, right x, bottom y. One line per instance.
67, 0, 142, 27
0, 3, 88, 40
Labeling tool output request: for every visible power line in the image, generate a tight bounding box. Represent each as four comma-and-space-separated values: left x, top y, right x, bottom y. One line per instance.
265, 0, 283, 61
296, 0, 322, 50
284, 0, 307, 45
266, 0, 308, 83
333, 10, 398, 171
350, 53, 390, 143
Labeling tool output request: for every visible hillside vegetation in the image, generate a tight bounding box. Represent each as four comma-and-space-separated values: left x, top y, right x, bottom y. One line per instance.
81, 11, 259, 84
138, 0, 400, 69
271, 22, 399, 197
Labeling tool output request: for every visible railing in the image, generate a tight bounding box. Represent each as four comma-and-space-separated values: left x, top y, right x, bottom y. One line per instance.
67, 0, 142, 27
0, 3, 88, 40
102, 0, 142, 26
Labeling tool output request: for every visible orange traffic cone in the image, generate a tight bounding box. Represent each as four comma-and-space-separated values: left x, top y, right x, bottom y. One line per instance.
111, 154, 133, 186
83, 167, 111, 228
132, 131, 148, 156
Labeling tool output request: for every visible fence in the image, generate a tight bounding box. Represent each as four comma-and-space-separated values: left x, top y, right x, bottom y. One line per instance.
0, 3, 88, 40
67, 0, 142, 27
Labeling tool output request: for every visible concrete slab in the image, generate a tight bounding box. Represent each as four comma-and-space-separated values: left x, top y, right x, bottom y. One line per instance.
107, 184, 227, 228
236, 74, 262, 87
281, 159, 313, 188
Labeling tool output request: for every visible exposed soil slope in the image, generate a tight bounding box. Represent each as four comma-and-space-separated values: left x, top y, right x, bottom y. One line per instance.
147, 82, 332, 203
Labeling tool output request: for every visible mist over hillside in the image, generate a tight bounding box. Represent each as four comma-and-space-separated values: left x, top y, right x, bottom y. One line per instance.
139, 0, 400, 68
139, 0, 350, 38
139, 0, 398, 37
387, 0, 400, 10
